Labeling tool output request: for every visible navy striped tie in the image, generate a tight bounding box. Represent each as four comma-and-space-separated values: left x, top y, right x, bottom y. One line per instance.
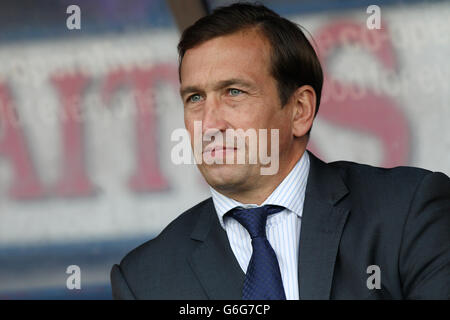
228, 205, 286, 300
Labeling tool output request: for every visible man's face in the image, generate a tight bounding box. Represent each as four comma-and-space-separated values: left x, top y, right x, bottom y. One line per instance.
180, 28, 297, 195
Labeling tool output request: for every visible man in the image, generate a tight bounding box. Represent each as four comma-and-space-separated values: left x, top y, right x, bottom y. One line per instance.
111, 3, 450, 299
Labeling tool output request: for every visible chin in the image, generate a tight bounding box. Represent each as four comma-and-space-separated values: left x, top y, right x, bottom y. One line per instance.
201, 164, 250, 190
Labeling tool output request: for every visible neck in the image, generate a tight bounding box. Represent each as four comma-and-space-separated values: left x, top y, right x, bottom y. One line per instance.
220, 148, 306, 205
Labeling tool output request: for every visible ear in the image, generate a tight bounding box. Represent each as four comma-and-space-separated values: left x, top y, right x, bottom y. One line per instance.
290, 85, 316, 138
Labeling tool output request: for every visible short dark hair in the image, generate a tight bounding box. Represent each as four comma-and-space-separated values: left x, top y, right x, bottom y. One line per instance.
177, 2, 323, 135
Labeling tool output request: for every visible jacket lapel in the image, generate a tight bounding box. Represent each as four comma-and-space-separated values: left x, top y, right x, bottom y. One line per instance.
188, 199, 245, 299
298, 150, 350, 299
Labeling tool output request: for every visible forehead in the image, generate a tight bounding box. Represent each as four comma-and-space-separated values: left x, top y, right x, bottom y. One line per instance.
180, 28, 272, 87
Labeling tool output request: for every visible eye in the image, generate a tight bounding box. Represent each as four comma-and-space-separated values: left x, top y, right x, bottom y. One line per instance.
188, 94, 202, 103
228, 88, 243, 96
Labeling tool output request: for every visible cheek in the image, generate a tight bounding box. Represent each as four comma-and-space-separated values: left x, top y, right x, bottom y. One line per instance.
184, 110, 198, 127
271, 113, 293, 146
235, 103, 269, 128
184, 117, 196, 140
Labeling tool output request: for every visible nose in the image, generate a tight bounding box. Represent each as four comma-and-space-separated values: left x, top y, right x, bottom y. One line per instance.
202, 95, 228, 136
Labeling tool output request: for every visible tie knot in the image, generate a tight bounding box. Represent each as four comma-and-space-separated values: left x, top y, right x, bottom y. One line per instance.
227, 205, 284, 239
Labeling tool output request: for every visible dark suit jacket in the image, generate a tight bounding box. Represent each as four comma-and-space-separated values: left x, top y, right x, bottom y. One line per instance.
110, 151, 450, 299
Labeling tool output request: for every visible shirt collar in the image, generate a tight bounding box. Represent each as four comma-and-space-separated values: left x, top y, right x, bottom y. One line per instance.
210, 151, 310, 229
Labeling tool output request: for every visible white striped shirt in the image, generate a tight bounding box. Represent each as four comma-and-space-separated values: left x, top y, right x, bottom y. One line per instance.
209, 151, 310, 300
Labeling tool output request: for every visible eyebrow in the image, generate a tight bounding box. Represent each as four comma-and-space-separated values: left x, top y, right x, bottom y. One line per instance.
179, 78, 255, 98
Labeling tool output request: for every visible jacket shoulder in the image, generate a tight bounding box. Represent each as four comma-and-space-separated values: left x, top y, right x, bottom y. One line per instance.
328, 159, 433, 188
324, 159, 442, 222
117, 198, 213, 279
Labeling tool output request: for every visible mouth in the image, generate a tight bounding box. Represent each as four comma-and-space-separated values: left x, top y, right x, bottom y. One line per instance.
203, 146, 238, 157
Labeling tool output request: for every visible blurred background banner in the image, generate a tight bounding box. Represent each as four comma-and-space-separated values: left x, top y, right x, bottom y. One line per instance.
0, 0, 448, 299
